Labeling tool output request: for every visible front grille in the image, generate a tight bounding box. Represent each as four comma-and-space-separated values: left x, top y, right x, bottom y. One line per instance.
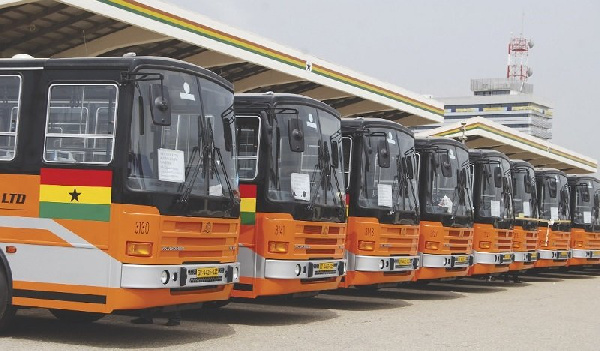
379, 225, 419, 256
294, 222, 345, 259
159, 219, 238, 262
585, 232, 600, 250
524, 230, 538, 251
495, 230, 514, 251
446, 229, 473, 253
539, 229, 570, 250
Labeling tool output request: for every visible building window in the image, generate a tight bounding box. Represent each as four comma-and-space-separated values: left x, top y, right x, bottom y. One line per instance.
44, 84, 118, 164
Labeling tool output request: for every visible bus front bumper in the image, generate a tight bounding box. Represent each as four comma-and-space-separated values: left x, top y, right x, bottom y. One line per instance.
264, 259, 346, 279
513, 251, 538, 263
350, 254, 420, 272
121, 262, 240, 289
538, 250, 571, 260
571, 249, 600, 259
472, 251, 514, 265
420, 253, 472, 268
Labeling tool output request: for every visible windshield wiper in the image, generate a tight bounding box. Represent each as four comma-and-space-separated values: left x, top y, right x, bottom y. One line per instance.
450, 160, 472, 222
307, 140, 324, 211
206, 119, 236, 208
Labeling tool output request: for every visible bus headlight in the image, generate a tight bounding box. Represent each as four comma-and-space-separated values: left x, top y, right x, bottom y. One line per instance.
359, 240, 375, 251
379, 260, 385, 269
269, 241, 288, 253
161, 270, 170, 285
295, 264, 301, 276
126, 242, 153, 257
425, 241, 439, 250
233, 267, 239, 281
479, 241, 491, 249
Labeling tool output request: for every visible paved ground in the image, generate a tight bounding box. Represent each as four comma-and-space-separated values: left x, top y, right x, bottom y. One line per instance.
1, 269, 600, 350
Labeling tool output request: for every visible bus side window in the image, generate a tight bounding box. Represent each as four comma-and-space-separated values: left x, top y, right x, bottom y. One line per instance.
236, 115, 261, 181
44, 84, 118, 164
0, 75, 22, 161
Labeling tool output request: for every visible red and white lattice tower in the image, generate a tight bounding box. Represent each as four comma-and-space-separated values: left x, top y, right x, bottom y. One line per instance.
507, 34, 534, 82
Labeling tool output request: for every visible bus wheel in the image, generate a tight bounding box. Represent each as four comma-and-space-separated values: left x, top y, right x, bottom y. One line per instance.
50, 309, 105, 323
0, 267, 16, 333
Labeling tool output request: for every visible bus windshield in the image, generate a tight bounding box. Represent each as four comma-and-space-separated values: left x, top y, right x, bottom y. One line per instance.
476, 158, 513, 221
424, 145, 473, 219
268, 104, 345, 209
538, 173, 570, 222
127, 69, 238, 205
512, 166, 538, 220
358, 128, 419, 216
572, 179, 600, 229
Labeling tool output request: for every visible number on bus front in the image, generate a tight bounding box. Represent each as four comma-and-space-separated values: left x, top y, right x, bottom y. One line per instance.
135, 221, 150, 234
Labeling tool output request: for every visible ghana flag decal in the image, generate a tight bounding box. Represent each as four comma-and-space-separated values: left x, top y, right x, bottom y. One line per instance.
39, 168, 112, 222
240, 184, 257, 225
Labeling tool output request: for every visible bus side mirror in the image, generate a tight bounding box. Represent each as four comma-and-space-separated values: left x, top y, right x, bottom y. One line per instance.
260, 111, 272, 147
494, 167, 502, 188
377, 139, 390, 168
331, 139, 340, 169
440, 153, 451, 178
288, 118, 304, 152
582, 185, 591, 202
404, 156, 414, 179
548, 179, 558, 198
150, 84, 171, 126
524, 173, 532, 193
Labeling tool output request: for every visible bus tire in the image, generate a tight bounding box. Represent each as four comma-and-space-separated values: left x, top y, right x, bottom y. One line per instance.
0, 265, 16, 333
50, 309, 105, 323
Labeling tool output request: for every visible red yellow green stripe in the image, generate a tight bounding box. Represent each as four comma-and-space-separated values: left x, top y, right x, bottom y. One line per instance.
39, 168, 112, 222
434, 123, 596, 168
240, 184, 257, 225
97, 0, 443, 117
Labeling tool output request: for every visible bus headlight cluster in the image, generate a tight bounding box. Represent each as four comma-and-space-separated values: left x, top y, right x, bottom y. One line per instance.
161, 270, 170, 285
233, 267, 239, 281
295, 264, 302, 276
379, 260, 385, 269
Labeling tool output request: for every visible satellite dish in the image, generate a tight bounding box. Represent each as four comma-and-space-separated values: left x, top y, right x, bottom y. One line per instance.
528, 40, 534, 48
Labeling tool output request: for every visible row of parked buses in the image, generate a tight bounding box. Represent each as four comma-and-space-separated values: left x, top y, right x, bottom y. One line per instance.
0, 56, 598, 330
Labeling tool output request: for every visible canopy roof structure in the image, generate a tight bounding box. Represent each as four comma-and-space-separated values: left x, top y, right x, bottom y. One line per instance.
418, 117, 597, 174
0, 0, 444, 126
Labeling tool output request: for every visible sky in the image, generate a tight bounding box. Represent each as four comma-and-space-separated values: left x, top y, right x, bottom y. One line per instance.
167, 0, 600, 174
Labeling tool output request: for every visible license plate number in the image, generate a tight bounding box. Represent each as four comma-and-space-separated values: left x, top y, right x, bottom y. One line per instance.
318, 262, 335, 271
197, 267, 219, 277
397, 258, 412, 266
456, 256, 468, 264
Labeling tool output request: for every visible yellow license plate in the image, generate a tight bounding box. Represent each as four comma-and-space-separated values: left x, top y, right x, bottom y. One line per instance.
594, 251, 600, 257
559, 251, 568, 258
318, 262, 335, 271
503, 254, 512, 260
197, 267, 219, 278
397, 258, 412, 266
456, 256, 468, 264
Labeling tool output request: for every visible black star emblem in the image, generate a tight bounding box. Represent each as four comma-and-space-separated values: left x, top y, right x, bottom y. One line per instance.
69, 188, 81, 202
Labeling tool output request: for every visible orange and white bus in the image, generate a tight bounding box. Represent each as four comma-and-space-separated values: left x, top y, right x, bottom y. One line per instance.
0, 56, 240, 329
340, 118, 420, 288
507, 160, 539, 279
414, 138, 474, 281
467, 150, 515, 277
232, 93, 346, 298
567, 175, 600, 266
534, 169, 571, 268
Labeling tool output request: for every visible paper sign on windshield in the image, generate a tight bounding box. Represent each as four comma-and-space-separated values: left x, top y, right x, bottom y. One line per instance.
158, 148, 185, 183
550, 206, 559, 221
291, 173, 310, 201
438, 195, 453, 213
209, 184, 223, 196
490, 200, 501, 217
377, 183, 393, 208
584, 211, 592, 223
522, 202, 531, 217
